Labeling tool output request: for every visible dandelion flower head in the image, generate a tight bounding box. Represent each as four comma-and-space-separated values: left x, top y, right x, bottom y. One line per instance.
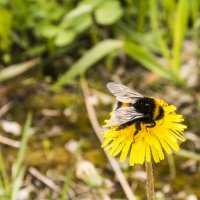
102, 87, 187, 166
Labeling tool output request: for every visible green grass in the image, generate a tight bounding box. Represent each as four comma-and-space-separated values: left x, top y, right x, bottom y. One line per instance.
0, 0, 199, 85
53, 39, 124, 88
0, 113, 32, 200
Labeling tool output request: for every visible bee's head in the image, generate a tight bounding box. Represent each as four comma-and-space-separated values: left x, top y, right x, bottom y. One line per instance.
134, 97, 155, 115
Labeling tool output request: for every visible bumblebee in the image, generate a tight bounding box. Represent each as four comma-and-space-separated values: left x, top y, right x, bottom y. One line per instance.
105, 82, 164, 135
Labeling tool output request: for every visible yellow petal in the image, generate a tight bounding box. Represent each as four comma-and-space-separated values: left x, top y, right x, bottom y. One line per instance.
113, 140, 127, 156
120, 140, 132, 162
158, 138, 172, 154
151, 146, 160, 163
137, 140, 146, 164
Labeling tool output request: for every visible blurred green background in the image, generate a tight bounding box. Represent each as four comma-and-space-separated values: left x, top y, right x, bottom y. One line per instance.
0, 0, 200, 199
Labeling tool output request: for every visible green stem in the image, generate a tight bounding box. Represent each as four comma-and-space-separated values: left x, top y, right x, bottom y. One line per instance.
145, 162, 155, 200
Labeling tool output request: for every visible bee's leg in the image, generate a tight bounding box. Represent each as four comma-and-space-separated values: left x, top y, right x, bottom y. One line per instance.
116, 124, 127, 131
146, 121, 156, 128
134, 121, 141, 136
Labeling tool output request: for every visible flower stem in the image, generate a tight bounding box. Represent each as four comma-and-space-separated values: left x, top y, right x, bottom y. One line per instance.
145, 162, 155, 200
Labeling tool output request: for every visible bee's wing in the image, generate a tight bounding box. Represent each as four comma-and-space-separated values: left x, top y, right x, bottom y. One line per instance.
104, 114, 121, 127
107, 82, 144, 103
104, 107, 144, 127
116, 107, 144, 124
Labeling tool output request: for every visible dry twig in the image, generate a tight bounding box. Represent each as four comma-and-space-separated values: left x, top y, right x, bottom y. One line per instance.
0, 134, 20, 148
0, 101, 13, 117
0, 102, 20, 148
29, 167, 60, 193
81, 78, 136, 200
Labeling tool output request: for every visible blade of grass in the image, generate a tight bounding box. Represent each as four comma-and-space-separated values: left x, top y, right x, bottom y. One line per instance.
12, 113, 32, 178
0, 8, 12, 51
60, 166, 74, 200
137, 0, 147, 32
0, 149, 9, 193
190, 0, 200, 28
0, 59, 40, 82
0, 182, 7, 200
0, 150, 8, 200
53, 39, 123, 88
175, 149, 200, 161
172, 0, 189, 75
161, 0, 176, 35
190, 0, 200, 45
149, 0, 170, 59
116, 22, 160, 52
11, 113, 32, 200
11, 167, 26, 200
123, 42, 175, 80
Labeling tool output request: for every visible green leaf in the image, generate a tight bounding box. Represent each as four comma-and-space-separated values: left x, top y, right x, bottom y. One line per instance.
54, 30, 76, 47
79, 0, 105, 8
53, 39, 124, 88
64, 4, 93, 20
41, 25, 60, 38
123, 42, 174, 80
95, 1, 123, 25
62, 13, 92, 33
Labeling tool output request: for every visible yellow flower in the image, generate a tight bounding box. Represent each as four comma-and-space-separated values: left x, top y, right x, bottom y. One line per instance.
101, 99, 187, 166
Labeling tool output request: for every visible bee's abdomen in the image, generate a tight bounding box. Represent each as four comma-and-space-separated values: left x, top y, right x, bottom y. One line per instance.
153, 105, 164, 120
116, 101, 131, 109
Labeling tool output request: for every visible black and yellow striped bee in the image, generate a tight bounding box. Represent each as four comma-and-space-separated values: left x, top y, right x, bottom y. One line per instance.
105, 82, 164, 135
